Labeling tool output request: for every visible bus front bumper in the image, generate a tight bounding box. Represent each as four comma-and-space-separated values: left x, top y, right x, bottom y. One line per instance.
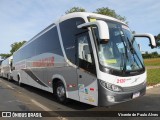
98, 80, 146, 106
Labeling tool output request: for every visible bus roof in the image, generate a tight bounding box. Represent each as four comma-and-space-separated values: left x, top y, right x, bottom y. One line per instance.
58, 12, 126, 25
14, 12, 127, 54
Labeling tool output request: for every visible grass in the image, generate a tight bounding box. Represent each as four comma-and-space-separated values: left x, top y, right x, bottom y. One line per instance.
147, 68, 160, 86
144, 58, 160, 66
143, 58, 160, 86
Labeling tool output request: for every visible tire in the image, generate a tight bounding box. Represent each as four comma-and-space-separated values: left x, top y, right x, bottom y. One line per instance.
7, 74, 10, 81
55, 81, 67, 103
17, 75, 22, 86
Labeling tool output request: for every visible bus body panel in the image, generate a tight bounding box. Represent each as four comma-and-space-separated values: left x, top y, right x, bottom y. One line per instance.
0, 60, 2, 76
97, 70, 146, 87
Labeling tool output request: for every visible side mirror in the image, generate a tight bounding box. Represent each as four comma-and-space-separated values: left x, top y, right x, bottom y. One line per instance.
77, 20, 110, 40
133, 33, 156, 49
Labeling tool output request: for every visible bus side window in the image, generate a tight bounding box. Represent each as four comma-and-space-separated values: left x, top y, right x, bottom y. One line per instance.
76, 33, 96, 75
78, 36, 92, 63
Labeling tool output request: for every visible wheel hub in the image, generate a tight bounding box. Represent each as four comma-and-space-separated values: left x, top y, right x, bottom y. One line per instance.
57, 86, 65, 98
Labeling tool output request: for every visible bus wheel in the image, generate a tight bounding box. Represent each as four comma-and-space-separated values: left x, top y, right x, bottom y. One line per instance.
7, 74, 9, 81
18, 75, 22, 86
7, 74, 10, 81
56, 81, 67, 103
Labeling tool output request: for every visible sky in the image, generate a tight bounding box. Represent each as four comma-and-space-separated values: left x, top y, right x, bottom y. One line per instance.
0, 0, 160, 59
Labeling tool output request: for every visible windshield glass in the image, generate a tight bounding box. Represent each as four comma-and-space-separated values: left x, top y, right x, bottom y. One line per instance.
93, 21, 144, 72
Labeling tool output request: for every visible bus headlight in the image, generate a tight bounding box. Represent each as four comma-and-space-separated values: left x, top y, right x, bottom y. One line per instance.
100, 80, 122, 92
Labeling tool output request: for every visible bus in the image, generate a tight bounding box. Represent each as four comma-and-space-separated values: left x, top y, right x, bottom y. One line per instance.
0, 60, 3, 77
1, 56, 13, 80
11, 12, 156, 106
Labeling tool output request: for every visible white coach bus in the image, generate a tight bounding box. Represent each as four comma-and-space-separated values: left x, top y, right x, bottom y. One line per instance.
0, 60, 3, 76
11, 12, 156, 106
1, 56, 13, 80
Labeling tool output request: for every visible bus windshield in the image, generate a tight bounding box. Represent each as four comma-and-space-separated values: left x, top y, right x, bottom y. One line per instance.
93, 21, 144, 72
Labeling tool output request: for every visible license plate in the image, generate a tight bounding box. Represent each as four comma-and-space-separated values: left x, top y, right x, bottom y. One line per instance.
132, 92, 140, 99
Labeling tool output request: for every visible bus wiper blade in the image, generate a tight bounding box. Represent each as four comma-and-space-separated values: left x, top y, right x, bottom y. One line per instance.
127, 37, 144, 69
120, 53, 126, 73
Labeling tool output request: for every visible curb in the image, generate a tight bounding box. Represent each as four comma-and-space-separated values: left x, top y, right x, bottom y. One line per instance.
146, 83, 160, 90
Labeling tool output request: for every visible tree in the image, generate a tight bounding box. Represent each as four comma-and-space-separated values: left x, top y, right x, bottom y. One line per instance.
0, 41, 26, 59
152, 51, 158, 58
0, 53, 11, 59
156, 33, 160, 40
155, 33, 160, 48
65, 7, 86, 14
10, 41, 26, 54
94, 7, 127, 23
65, 7, 127, 23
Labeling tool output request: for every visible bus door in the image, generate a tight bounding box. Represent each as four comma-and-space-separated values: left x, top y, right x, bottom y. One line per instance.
76, 32, 98, 106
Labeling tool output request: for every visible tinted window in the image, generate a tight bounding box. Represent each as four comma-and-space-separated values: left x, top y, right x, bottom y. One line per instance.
13, 51, 20, 63
60, 18, 86, 64
76, 32, 96, 75
35, 27, 62, 55
13, 26, 62, 63
78, 36, 92, 63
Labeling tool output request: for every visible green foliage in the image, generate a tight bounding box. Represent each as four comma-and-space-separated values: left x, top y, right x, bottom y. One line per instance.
147, 68, 160, 86
145, 58, 160, 86
94, 7, 127, 23
65, 7, 127, 24
10, 41, 26, 54
152, 51, 158, 56
142, 52, 160, 59
155, 33, 160, 48
156, 33, 160, 40
65, 7, 86, 14
0, 41, 26, 59
0, 53, 11, 59
157, 40, 160, 48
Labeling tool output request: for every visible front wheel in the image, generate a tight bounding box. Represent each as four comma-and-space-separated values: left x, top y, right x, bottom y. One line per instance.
56, 81, 67, 103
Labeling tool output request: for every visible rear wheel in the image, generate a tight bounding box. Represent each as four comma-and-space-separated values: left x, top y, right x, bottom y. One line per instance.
17, 75, 22, 86
7, 74, 10, 81
56, 81, 67, 103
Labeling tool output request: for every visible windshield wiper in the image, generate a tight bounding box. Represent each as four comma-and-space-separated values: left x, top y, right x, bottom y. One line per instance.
118, 29, 129, 73
127, 37, 144, 69
120, 53, 126, 73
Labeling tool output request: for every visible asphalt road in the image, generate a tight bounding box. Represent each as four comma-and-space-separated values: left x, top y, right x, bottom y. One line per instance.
0, 77, 160, 120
